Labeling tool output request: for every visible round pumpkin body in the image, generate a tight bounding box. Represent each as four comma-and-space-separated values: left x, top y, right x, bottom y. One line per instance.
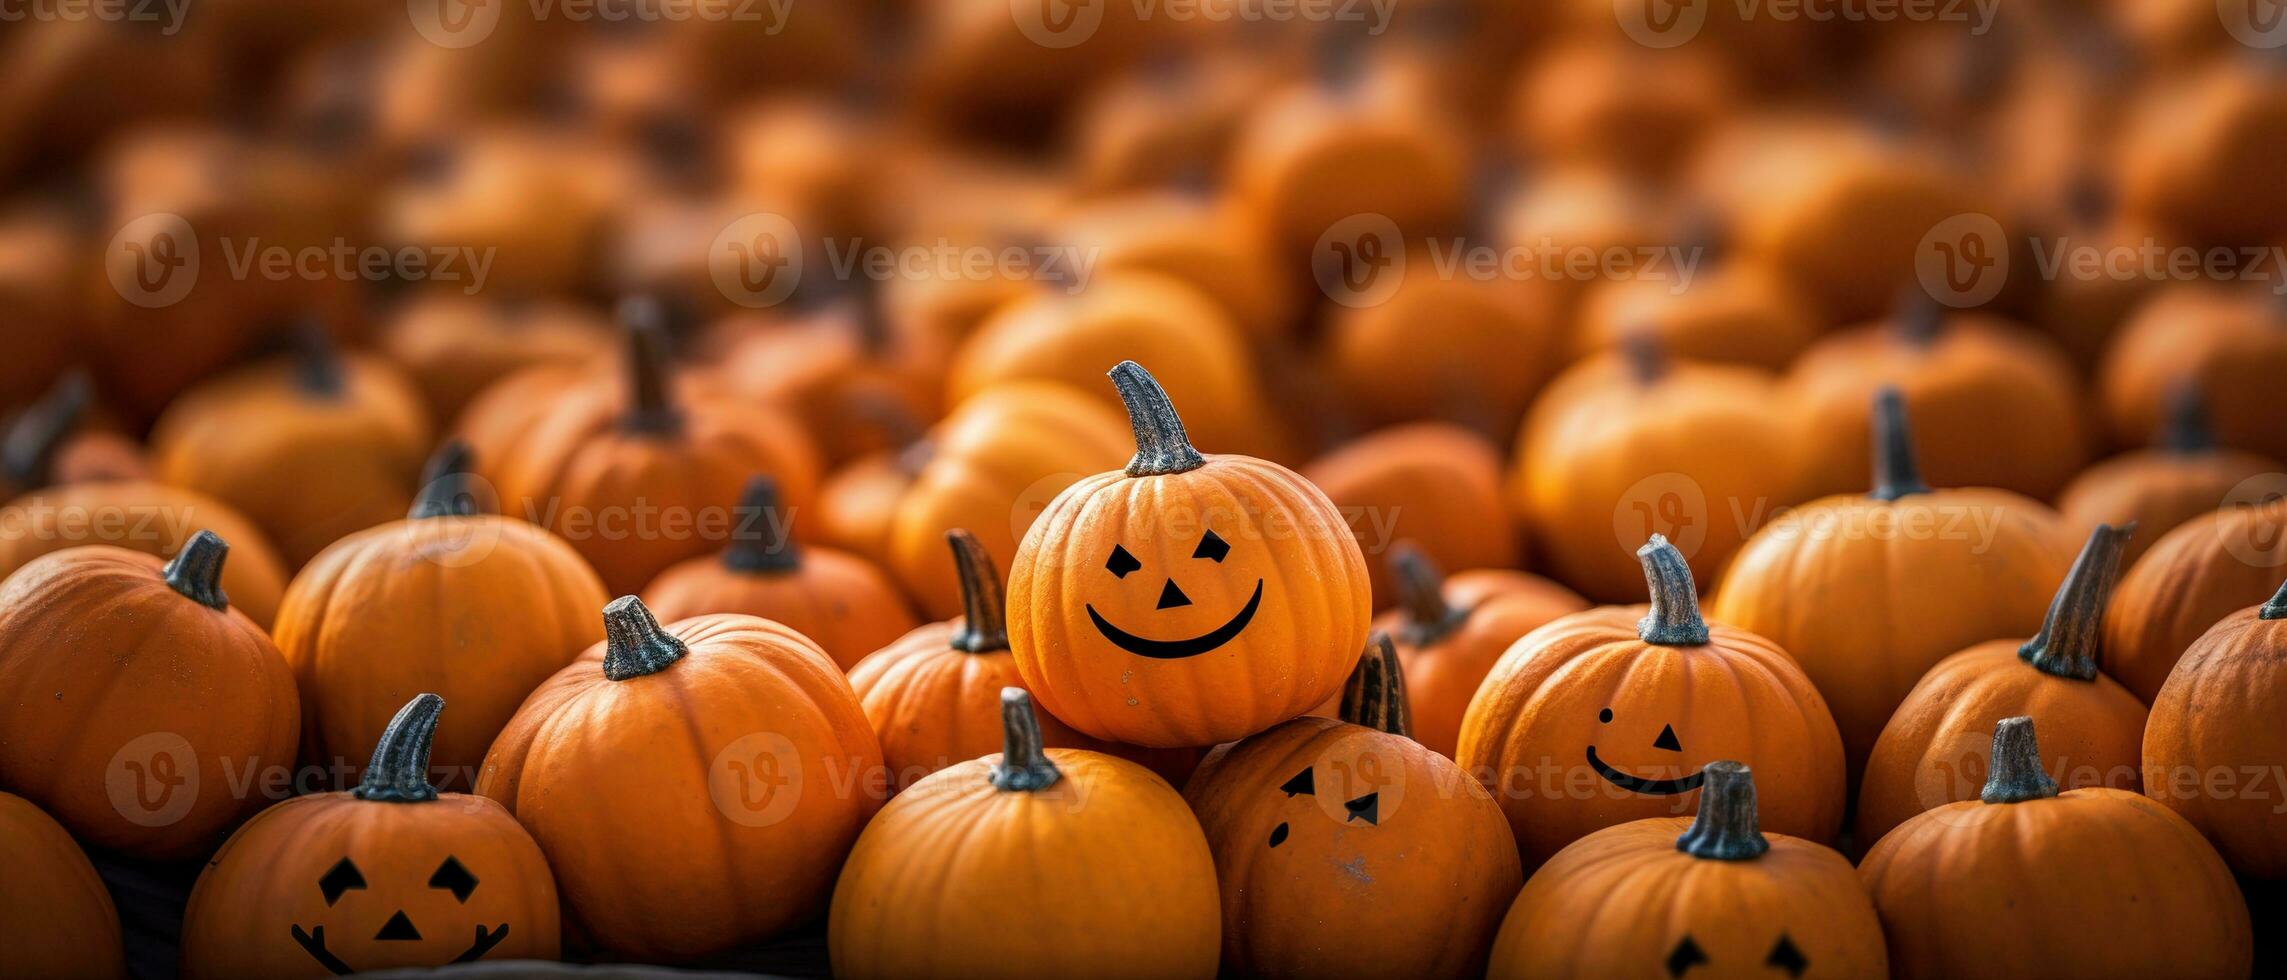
1374, 557, 1587, 759
0, 210, 83, 416
1301, 422, 1523, 610
1229, 60, 1469, 258
378, 295, 613, 425
0, 480, 289, 627
2099, 285, 2287, 462
1574, 257, 1820, 372
2104, 500, 2287, 703
2143, 594, 2287, 877
0, 791, 124, 980
814, 450, 918, 570
707, 307, 946, 468
2116, 58, 2287, 245
2058, 449, 2279, 570
1509, 37, 1734, 183
1052, 190, 1295, 342
1325, 269, 1560, 437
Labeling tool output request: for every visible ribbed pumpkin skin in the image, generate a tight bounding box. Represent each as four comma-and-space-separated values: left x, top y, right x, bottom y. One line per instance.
180, 793, 559, 978
1487, 818, 1886, 980
847, 622, 1096, 791
2104, 501, 2287, 703
1301, 423, 1523, 608
1856, 643, 2147, 849
0, 480, 290, 627
642, 547, 917, 672
1009, 456, 1371, 747
0, 791, 125, 980
476, 614, 882, 962
2056, 449, 2279, 569
829, 749, 1220, 980
1456, 610, 1845, 867
1373, 571, 1587, 759
275, 517, 607, 789
1183, 717, 1522, 979
2144, 606, 2287, 877
0, 547, 298, 858
1860, 789, 2251, 979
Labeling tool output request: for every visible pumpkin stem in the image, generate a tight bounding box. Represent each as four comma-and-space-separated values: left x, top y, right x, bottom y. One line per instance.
1980, 715, 2059, 804
618, 295, 683, 437
1674, 761, 1769, 861
407, 440, 483, 519
989, 688, 1062, 792
354, 693, 444, 803
162, 529, 231, 610
290, 318, 347, 399
723, 476, 799, 574
1110, 360, 1207, 477
2263, 577, 2287, 621
2019, 523, 2133, 681
1389, 543, 1465, 646
1635, 534, 1709, 646
602, 595, 688, 680
1894, 289, 1943, 346
2158, 383, 2217, 454
947, 529, 1010, 653
1338, 632, 1411, 737
0, 371, 90, 490
1620, 330, 1667, 385
1868, 386, 1931, 501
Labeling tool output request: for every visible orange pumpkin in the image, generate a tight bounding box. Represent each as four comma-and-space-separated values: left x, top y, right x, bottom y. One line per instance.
1486, 762, 1886, 980
2143, 577, 2287, 878
1051, 189, 1296, 342
1573, 251, 1821, 372
814, 448, 921, 571
477, 597, 882, 961
642, 476, 917, 670
1301, 422, 1524, 610
274, 442, 607, 791
1860, 717, 2251, 979
1185, 635, 1522, 979
0, 531, 299, 858
1, 373, 147, 499
1458, 535, 1847, 867
0, 790, 125, 979
1070, 52, 1272, 196
707, 299, 947, 467
0, 208, 82, 416
0, 479, 290, 628
1711, 389, 2074, 775
1507, 37, 1735, 182
1487, 166, 1668, 325
2104, 499, 2287, 704
1324, 249, 1561, 437
182, 695, 559, 978
2100, 285, 2287, 462
1374, 544, 1586, 758
377, 294, 613, 425
1857, 524, 2150, 849
2116, 56, 2287, 246
380, 127, 630, 296
2057, 385, 2281, 568
829, 688, 1220, 980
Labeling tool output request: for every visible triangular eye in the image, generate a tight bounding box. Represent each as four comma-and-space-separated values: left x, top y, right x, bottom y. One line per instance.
1344, 791, 1380, 825
429, 855, 479, 903
1106, 545, 1141, 579
1192, 530, 1229, 562
1665, 935, 1707, 977
319, 857, 366, 906
1279, 767, 1314, 797
1765, 934, 1809, 978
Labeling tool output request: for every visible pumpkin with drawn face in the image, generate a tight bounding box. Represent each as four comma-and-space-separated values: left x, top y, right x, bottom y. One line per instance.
182, 695, 559, 979
1458, 536, 1846, 867
1010, 362, 1371, 748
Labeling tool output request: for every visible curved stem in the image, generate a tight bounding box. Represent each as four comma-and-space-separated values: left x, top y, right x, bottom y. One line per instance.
354, 694, 443, 803
1674, 761, 1769, 861
290, 318, 346, 399
163, 530, 231, 610
2263, 577, 2287, 622
1620, 330, 1667, 386
602, 595, 688, 681
1868, 386, 1931, 501
2158, 383, 2217, 454
1110, 360, 1206, 476
1, 371, 90, 490
1980, 716, 2059, 804
946, 530, 1009, 653
1338, 632, 1411, 737
723, 476, 799, 573
1388, 543, 1465, 646
407, 440, 482, 519
618, 295, 683, 436
2019, 523, 2132, 681
989, 688, 1062, 792
1635, 535, 1709, 646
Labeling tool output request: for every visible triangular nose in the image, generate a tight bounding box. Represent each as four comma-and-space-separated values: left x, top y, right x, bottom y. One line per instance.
1653, 724, 1683, 752
374, 910, 422, 942
1156, 579, 1192, 610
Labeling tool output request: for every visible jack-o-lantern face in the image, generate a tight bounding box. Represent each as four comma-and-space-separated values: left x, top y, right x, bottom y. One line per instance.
289, 851, 511, 973
1588, 707, 1706, 796
1087, 530, 1263, 659
1257, 735, 1395, 849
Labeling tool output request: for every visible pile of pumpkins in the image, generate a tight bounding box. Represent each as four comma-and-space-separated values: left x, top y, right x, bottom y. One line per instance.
3, 4, 2286, 979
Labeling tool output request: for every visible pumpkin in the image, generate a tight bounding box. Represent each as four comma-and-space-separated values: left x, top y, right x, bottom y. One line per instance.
2058, 385, 2281, 568
829, 688, 1220, 980
1324, 248, 1561, 436
477, 597, 882, 961
482, 297, 822, 595
1009, 362, 1371, 747
1373, 545, 1587, 758
1051, 188, 1297, 342
885, 381, 1131, 620
1857, 524, 2150, 849
1711, 388, 2074, 775
1486, 762, 1886, 980
1786, 305, 2090, 501
380, 127, 630, 296
1070, 52, 1271, 196
2116, 56, 2287, 246
1573, 251, 1821, 372
707, 298, 947, 467
1510, 339, 1801, 603
0, 790, 125, 980
1457, 535, 1846, 867
0, 479, 290, 628
0, 208, 82, 415
904, 0, 1160, 144
724, 95, 890, 244
1301, 422, 1524, 609
1184, 634, 1522, 979
1507, 37, 1735, 182
2099, 285, 2287, 462
1487, 166, 1668, 325
2143, 577, 2287, 878
1, 373, 147, 499
0, 531, 299, 858
2104, 499, 2287, 704
1860, 716, 2252, 979
274, 442, 607, 791
642, 475, 917, 670
377, 294, 614, 425
181, 695, 560, 978
150, 326, 433, 567
815, 447, 922, 571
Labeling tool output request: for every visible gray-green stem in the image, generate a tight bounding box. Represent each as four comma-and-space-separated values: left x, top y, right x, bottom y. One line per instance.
1636, 535, 1709, 646
2018, 523, 2132, 681
407, 440, 482, 519
292, 319, 346, 399
990, 688, 1062, 792
1389, 543, 1466, 646
2261, 577, 2287, 621
619, 295, 682, 437
1869, 386, 1930, 501
2159, 383, 2217, 454
354, 694, 444, 803
1980, 716, 2059, 804
1674, 762, 1769, 860
1110, 360, 1206, 477
1, 371, 90, 490
723, 476, 799, 573
602, 595, 688, 681
163, 530, 231, 611
946, 529, 1010, 653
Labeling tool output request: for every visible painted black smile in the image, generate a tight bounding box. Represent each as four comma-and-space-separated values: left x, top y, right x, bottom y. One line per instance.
290, 922, 511, 975
1586, 746, 1706, 796
1087, 579, 1264, 659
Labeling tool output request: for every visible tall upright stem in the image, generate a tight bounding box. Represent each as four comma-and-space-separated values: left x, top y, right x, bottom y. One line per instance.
1109, 361, 1206, 476
1635, 535, 1709, 646
619, 295, 682, 436
1338, 633, 1411, 737
2158, 383, 2217, 454
354, 694, 444, 803
1869, 386, 1931, 501
2019, 524, 2132, 681
946, 530, 1010, 653
723, 476, 799, 573
989, 688, 1062, 792
291, 319, 346, 399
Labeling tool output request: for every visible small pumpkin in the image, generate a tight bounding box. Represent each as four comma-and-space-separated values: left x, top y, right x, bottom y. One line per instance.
1070, 52, 1272, 197
1051, 188, 1297, 342
1184, 634, 1522, 979
2057, 385, 2281, 568
707, 298, 948, 467
1372, 544, 1587, 758
1573, 250, 1821, 372
1324, 250, 1561, 437
0, 531, 299, 858
1301, 422, 1525, 610
815, 447, 922, 571
2143, 577, 2287, 878
477, 597, 882, 961
2099, 284, 2287, 463
377, 294, 614, 425
181, 695, 559, 978
1486, 762, 1886, 980
642, 476, 917, 671
829, 688, 1220, 980
1860, 716, 2252, 979
380, 127, 630, 296
1457, 535, 1847, 867
1, 373, 147, 499
1857, 524, 2150, 848
0, 208, 82, 415
1507, 36, 1736, 182
1487, 166, 1668, 325
0, 790, 125, 980
2116, 56, 2287, 246
0, 479, 290, 628
2104, 498, 2287, 704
